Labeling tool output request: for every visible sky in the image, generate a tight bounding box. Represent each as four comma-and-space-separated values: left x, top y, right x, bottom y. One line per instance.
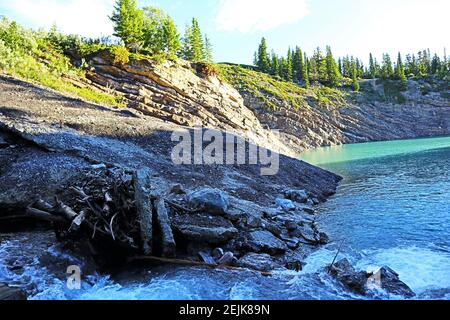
0, 0, 449, 64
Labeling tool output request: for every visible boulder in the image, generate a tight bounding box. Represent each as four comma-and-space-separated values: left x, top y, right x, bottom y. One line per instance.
217, 252, 235, 266
246, 215, 263, 228
0, 283, 26, 300
329, 259, 368, 295
275, 198, 296, 212
247, 230, 287, 255
170, 184, 186, 195
368, 267, 416, 298
187, 188, 229, 215
284, 189, 308, 203
172, 213, 238, 244
237, 253, 278, 272
212, 248, 224, 261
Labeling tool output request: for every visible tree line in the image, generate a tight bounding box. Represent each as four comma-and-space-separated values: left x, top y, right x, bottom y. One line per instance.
110, 0, 213, 62
255, 37, 449, 91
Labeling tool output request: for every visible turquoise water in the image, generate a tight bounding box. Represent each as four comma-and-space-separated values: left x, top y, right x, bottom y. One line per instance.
301, 136, 450, 298
1, 136, 450, 300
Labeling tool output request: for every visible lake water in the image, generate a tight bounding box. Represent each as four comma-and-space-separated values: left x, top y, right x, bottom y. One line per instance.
1, 136, 449, 300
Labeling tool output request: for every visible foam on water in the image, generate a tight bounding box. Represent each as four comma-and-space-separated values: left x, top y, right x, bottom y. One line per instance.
356, 246, 450, 293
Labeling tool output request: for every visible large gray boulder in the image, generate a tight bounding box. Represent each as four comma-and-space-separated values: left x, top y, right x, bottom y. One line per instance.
237, 253, 278, 272
247, 230, 287, 255
284, 189, 308, 204
329, 258, 368, 295
187, 188, 230, 215
172, 213, 238, 244
368, 266, 416, 298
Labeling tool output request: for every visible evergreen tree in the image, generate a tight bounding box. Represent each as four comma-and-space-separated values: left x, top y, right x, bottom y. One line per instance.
256, 37, 270, 72
381, 53, 394, 79
181, 18, 204, 61
352, 63, 360, 92
431, 54, 441, 74
110, 0, 144, 50
203, 34, 213, 62
303, 53, 310, 89
285, 48, 293, 82
325, 46, 341, 87
293, 47, 304, 82
162, 15, 180, 55
369, 53, 376, 78
395, 52, 407, 90
270, 51, 280, 77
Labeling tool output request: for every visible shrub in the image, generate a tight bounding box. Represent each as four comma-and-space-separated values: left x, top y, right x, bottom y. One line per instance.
195, 62, 219, 78
110, 45, 130, 65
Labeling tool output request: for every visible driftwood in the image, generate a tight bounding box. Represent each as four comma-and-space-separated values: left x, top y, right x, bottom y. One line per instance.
129, 256, 272, 277
133, 169, 154, 255
154, 197, 176, 258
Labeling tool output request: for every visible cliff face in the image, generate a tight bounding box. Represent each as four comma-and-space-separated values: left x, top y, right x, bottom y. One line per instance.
220, 65, 450, 154
79, 51, 294, 156
77, 54, 450, 156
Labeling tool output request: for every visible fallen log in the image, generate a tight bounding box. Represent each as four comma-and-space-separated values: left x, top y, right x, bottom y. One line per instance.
26, 207, 67, 226
154, 198, 176, 258
129, 256, 272, 277
133, 169, 154, 255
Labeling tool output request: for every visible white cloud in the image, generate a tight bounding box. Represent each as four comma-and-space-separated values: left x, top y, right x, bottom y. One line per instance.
3, 0, 115, 37
215, 0, 309, 33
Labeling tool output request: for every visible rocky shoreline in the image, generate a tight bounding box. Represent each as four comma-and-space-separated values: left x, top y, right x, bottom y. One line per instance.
0, 70, 421, 299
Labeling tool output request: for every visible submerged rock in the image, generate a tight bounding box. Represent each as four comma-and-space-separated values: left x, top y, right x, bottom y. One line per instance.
368, 266, 416, 298
329, 258, 368, 295
187, 188, 230, 215
247, 230, 287, 255
329, 259, 416, 298
237, 253, 277, 272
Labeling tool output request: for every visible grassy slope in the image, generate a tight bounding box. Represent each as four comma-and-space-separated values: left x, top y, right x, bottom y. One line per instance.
0, 19, 124, 107
218, 64, 349, 111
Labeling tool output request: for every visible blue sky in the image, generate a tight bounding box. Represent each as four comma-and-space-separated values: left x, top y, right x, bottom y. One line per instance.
1, 0, 449, 64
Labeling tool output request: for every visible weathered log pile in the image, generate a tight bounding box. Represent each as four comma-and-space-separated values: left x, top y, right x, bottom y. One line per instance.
25, 167, 144, 256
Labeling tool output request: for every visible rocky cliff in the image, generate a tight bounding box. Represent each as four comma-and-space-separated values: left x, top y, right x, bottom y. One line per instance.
220, 64, 450, 154
69, 53, 450, 156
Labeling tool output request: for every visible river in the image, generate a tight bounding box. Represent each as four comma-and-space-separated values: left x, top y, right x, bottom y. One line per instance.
1, 136, 449, 300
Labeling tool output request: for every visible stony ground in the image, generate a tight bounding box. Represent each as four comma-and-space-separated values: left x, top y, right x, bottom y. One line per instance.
0, 74, 341, 274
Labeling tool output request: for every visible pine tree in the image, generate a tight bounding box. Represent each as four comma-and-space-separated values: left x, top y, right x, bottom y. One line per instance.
293, 47, 304, 82
381, 53, 393, 79
190, 18, 204, 61
285, 48, 293, 82
162, 15, 180, 55
203, 34, 213, 62
352, 63, 360, 92
325, 46, 341, 87
303, 53, 310, 89
257, 37, 270, 72
110, 0, 144, 50
181, 18, 204, 61
270, 51, 280, 77
431, 54, 441, 74
395, 52, 407, 90
369, 53, 376, 78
